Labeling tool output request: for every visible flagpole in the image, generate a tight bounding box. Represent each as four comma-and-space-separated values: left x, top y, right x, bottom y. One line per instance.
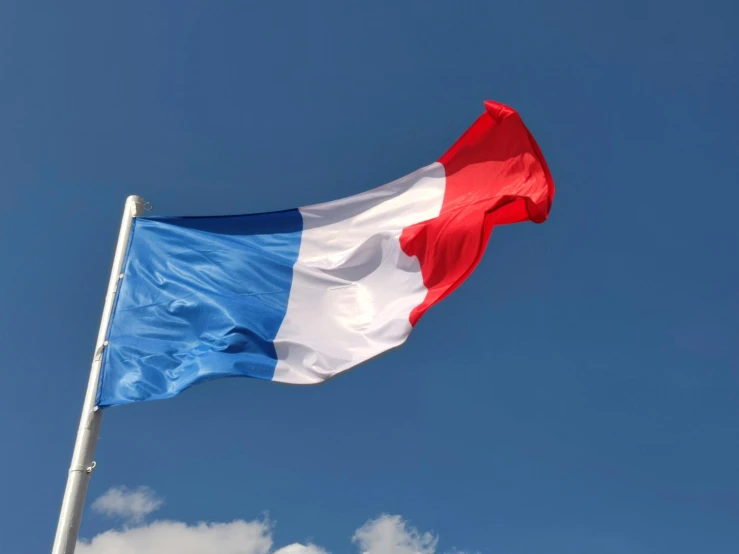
51, 195, 146, 554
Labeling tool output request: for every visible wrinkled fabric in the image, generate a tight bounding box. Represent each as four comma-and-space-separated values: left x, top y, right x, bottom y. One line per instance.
97, 100, 554, 407
99, 211, 303, 406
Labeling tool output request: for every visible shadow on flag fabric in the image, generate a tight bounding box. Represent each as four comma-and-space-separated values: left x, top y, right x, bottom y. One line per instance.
97, 101, 555, 407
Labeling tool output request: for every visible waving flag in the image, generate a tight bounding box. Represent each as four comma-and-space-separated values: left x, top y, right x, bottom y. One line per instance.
97, 101, 554, 407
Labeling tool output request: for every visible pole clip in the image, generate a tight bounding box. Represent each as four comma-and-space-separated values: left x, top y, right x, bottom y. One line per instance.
93, 342, 109, 362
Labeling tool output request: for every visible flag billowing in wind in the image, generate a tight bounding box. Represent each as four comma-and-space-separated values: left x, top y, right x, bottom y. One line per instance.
97, 101, 555, 407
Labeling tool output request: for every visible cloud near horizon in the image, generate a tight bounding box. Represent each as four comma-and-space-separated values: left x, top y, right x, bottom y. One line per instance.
78, 487, 447, 554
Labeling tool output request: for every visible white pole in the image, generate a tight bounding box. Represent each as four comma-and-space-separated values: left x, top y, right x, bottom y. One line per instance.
51, 195, 146, 554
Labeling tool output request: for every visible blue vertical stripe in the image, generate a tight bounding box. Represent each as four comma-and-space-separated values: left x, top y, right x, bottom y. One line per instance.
98, 210, 304, 407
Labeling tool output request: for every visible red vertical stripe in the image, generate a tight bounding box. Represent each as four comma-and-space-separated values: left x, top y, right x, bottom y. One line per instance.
400, 101, 555, 326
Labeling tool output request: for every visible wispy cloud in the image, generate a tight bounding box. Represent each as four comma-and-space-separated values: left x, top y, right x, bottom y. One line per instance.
91, 486, 164, 524
354, 515, 438, 554
80, 488, 449, 554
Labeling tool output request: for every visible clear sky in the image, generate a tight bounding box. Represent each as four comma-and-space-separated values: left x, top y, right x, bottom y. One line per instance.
1, 2, 737, 553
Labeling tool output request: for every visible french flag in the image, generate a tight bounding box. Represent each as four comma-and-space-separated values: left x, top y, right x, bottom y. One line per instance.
98, 101, 555, 407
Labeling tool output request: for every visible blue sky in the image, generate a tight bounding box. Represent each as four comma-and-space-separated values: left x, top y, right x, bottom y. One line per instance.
1, 1, 737, 553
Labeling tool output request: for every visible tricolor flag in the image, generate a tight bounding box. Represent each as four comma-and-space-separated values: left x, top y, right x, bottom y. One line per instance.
98, 101, 554, 407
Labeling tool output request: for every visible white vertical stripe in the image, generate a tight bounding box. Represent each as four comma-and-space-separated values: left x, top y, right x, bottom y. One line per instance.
272, 162, 446, 384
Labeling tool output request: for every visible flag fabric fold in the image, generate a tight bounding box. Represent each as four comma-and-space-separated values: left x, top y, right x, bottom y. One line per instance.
97, 101, 554, 407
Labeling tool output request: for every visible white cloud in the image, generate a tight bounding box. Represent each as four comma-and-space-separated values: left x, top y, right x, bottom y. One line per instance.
354, 515, 438, 554
77, 519, 279, 554
80, 488, 446, 554
274, 543, 330, 554
91, 486, 164, 523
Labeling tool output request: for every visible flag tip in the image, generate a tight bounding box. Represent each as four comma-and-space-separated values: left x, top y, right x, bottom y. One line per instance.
483, 100, 517, 122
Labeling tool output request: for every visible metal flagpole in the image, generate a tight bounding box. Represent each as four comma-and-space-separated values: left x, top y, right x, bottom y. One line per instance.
51, 195, 146, 554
